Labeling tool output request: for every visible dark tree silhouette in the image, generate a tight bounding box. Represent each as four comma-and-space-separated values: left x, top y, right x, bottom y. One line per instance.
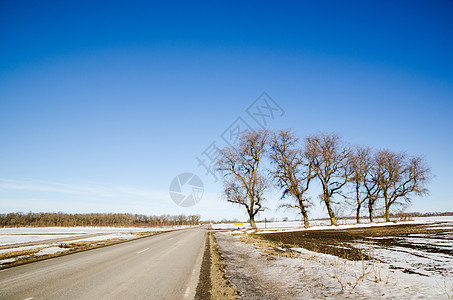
306, 133, 351, 225
269, 129, 315, 228
375, 150, 431, 222
217, 130, 269, 229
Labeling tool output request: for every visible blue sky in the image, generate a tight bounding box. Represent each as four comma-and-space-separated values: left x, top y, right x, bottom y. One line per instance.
1, 0, 452, 221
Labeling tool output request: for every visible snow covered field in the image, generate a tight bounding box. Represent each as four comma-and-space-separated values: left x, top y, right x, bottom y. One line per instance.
0, 226, 185, 246
0, 226, 191, 266
211, 218, 390, 231
215, 216, 453, 299
212, 216, 453, 232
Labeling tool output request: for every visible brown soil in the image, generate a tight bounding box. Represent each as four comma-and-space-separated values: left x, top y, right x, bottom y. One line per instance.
257, 222, 453, 261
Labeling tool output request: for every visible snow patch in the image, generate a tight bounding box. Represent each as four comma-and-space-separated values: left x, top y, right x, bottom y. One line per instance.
35, 247, 70, 256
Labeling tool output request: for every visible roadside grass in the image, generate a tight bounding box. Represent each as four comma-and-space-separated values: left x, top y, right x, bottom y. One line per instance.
437, 274, 453, 299
210, 232, 239, 299
0, 248, 43, 260
329, 243, 391, 291
135, 231, 159, 236
59, 241, 101, 248
196, 232, 239, 300
241, 233, 299, 259
58, 239, 127, 249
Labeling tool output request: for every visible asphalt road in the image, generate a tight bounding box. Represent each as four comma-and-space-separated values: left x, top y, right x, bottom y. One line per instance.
0, 227, 206, 300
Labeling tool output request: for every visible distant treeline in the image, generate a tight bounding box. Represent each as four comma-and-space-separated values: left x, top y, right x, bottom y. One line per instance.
0, 212, 201, 227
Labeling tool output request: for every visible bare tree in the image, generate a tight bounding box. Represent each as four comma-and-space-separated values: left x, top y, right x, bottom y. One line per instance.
217, 130, 269, 229
348, 146, 377, 223
269, 129, 314, 228
375, 150, 431, 222
306, 133, 351, 225
365, 179, 381, 223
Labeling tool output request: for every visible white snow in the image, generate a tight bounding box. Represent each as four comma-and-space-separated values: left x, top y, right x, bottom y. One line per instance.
0, 226, 171, 234
0, 244, 50, 254
212, 216, 453, 235
223, 220, 422, 235
0, 234, 75, 245
35, 247, 70, 256
215, 217, 453, 299
216, 231, 453, 299
0, 257, 22, 265
67, 233, 138, 243
0, 225, 189, 246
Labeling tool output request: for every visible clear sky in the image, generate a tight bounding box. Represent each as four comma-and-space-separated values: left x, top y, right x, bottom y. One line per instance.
1, 0, 452, 221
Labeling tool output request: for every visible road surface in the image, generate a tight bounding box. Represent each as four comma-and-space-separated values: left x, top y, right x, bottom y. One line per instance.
0, 227, 206, 300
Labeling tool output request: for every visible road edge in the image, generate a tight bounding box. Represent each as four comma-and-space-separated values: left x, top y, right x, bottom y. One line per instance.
195, 231, 239, 300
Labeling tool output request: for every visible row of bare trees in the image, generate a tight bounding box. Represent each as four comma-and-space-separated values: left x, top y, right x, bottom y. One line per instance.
0, 212, 201, 227
217, 129, 431, 229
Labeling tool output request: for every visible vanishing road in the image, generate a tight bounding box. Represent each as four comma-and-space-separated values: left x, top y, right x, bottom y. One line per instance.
0, 227, 206, 300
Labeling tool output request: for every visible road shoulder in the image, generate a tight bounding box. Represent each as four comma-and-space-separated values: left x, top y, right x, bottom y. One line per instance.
195, 231, 238, 300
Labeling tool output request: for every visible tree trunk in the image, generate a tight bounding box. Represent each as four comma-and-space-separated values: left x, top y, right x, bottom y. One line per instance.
368, 202, 374, 222
356, 204, 361, 224
385, 204, 390, 222
249, 216, 257, 229
298, 196, 310, 228
385, 197, 390, 222
301, 208, 309, 228
356, 185, 361, 224
324, 194, 337, 225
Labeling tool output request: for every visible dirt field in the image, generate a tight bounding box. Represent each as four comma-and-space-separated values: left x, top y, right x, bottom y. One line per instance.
257, 221, 453, 277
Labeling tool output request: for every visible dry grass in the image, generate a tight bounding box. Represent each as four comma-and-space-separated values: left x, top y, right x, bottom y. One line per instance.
240, 233, 299, 259
437, 274, 453, 299
135, 231, 159, 236
59, 241, 99, 248
330, 242, 391, 291
210, 233, 239, 300
0, 248, 42, 260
